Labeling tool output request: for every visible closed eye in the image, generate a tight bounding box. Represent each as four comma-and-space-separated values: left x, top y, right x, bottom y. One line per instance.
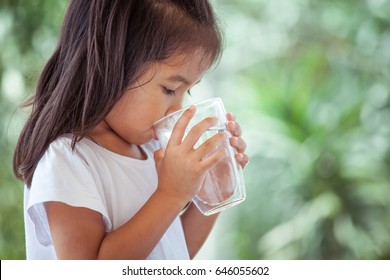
162, 86, 176, 96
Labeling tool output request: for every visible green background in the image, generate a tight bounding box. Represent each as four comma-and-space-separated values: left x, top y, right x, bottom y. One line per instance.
1, 0, 389, 259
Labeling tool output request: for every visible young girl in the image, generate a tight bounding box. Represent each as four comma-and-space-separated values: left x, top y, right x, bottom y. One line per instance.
13, 0, 249, 259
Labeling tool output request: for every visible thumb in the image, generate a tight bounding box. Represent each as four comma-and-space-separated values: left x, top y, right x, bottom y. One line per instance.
154, 148, 165, 166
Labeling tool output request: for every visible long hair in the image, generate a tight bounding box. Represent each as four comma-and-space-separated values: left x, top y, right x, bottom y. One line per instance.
13, 0, 223, 187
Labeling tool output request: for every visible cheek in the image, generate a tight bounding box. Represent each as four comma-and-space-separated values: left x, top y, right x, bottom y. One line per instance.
105, 101, 139, 132
106, 104, 130, 125
109, 93, 132, 116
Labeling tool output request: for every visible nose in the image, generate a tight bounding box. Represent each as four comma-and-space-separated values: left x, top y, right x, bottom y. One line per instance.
166, 97, 185, 115
166, 105, 182, 116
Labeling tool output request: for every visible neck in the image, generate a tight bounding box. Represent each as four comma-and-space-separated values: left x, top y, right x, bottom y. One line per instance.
87, 120, 147, 160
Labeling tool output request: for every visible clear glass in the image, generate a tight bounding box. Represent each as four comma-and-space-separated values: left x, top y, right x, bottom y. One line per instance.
153, 98, 246, 215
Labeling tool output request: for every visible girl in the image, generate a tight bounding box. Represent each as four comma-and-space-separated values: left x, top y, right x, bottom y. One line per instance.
13, 0, 249, 259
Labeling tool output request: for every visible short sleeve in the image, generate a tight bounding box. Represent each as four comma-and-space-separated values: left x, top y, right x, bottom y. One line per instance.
26, 137, 112, 246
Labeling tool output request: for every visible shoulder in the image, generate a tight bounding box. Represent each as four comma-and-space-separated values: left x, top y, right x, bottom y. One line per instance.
32, 134, 95, 185
42, 134, 100, 167
30, 134, 110, 214
37, 135, 75, 167
47, 134, 73, 152
41, 134, 81, 160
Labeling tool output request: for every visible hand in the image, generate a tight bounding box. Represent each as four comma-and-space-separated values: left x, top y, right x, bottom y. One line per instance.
226, 112, 249, 169
154, 106, 229, 204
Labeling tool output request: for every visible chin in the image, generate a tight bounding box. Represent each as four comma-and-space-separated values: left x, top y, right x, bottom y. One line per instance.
134, 133, 154, 145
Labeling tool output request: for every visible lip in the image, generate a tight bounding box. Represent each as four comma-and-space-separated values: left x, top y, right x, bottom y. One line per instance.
152, 129, 158, 141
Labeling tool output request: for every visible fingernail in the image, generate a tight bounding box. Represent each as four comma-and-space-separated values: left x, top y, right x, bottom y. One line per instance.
229, 121, 235, 130
227, 112, 236, 121
212, 116, 219, 124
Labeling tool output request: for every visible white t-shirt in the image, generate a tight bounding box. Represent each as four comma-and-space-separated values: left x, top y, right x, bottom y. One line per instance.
24, 134, 189, 260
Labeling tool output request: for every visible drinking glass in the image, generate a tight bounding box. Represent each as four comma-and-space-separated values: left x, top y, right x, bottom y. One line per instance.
153, 98, 246, 216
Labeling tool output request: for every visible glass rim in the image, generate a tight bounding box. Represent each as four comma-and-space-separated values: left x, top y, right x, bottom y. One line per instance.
153, 97, 223, 127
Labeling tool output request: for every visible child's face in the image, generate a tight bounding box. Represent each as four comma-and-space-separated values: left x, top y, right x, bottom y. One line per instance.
104, 51, 210, 146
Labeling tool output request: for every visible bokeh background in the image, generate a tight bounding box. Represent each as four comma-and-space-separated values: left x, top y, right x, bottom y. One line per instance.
1, 0, 389, 259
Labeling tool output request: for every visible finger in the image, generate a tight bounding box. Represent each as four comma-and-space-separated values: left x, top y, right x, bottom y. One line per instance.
229, 136, 247, 154
168, 106, 196, 146
200, 146, 228, 170
195, 131, 230, 161
227, 120, 242, 137
153, 148, 165, 166
226, 112, 236, 122
235, 153, 250, 169
181, 116, 219, 149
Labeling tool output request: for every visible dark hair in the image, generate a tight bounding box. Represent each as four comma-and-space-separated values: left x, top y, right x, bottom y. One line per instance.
13, 0, 223, 187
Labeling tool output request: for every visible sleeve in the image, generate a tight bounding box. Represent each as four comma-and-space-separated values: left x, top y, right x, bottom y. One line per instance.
27, 138, 112, 247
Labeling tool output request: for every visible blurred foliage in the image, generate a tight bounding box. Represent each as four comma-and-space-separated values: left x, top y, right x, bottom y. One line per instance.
0, 0, 66, 259
210, 0, 390, 259
1, 0, 389, 259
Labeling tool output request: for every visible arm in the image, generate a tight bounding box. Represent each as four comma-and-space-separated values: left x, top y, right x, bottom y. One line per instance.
180, 203, 219, 259
45, 188, 187, 259
45, 107, 228, 259
179, 112, 249, 259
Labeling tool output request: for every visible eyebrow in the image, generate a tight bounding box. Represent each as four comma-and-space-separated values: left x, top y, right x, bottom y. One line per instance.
167, 75, 201, 86
167, 75, 190, 85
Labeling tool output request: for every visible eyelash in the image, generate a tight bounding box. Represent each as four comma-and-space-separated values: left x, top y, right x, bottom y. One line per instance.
162, 87, 176, 96
162, 87, 192, 96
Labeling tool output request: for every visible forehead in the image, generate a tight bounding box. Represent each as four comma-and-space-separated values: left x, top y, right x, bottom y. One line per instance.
153, 50, 212, 81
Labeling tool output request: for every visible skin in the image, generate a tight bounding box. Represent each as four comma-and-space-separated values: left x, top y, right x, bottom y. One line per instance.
45, 51, 249, 259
